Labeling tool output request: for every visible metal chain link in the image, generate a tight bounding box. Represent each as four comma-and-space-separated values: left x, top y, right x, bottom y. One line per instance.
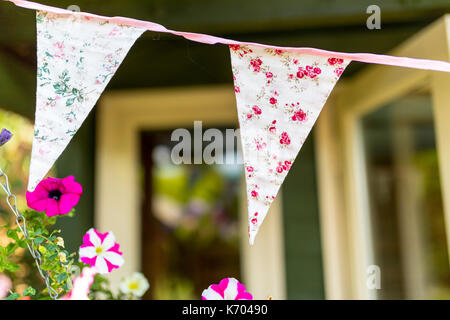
0, 167, 58, 300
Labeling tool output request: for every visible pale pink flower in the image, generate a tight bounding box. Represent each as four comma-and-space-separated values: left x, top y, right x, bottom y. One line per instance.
0, 274, 12, 299
61, 267, 97, 300
202, 278, 253, 300
79, 229, 124, 274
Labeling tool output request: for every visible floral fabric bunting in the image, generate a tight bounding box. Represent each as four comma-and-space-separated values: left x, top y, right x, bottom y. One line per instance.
28, 11, 145, 191
230, 44, 350, 244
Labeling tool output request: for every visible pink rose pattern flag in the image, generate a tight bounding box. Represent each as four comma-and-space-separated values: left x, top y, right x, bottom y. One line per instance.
28, 11, 145, 191
230, 45, 350, 244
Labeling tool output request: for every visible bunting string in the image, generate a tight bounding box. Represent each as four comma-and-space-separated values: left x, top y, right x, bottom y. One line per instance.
3, 0, 450, 244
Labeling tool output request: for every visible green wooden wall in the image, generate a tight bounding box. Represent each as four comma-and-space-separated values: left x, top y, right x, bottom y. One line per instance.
54, 112, 96, 253
282, 133, 325, 299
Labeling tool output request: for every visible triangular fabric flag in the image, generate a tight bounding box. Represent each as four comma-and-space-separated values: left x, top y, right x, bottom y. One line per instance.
230, 44, 350, 244
28, 11, 145, 191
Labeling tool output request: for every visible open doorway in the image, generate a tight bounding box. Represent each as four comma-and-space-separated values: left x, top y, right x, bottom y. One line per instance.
140, 129, 242, 299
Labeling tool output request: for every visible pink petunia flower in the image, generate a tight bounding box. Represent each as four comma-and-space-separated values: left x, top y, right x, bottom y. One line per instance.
202, 278, 253, 300
79, 229, 124, 274
60, 267, 97, 300
26, 176, 83, 217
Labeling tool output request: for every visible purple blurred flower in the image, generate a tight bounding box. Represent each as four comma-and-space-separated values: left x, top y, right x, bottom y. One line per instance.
0, 129, 12, 146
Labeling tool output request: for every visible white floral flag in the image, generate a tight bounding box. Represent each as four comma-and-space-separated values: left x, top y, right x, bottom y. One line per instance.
28, 11, 145, 191
230, 44, 350, 244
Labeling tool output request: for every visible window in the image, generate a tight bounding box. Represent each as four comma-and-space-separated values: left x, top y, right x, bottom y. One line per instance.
140, 130, 241, 299
362, 91, 450, 299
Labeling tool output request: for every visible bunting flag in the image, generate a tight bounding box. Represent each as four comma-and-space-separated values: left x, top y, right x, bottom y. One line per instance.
230, 45, 350, 244
28, 11, 145, 191
4, 0, 450, 244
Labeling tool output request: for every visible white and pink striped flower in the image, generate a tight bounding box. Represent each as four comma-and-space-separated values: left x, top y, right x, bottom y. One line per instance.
201, 278, 253, 300
79, 228, 124, 274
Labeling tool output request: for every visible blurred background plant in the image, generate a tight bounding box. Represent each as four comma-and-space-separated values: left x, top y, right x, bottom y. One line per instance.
0, 110, 39, 298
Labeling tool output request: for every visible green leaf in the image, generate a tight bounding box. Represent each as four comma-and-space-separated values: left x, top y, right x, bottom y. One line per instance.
6, 243, 18, 256
47, 216, 57, 225
66, 97, 76, 106
6, 262, 19, 272
45, 243, 58, 252
23, 287, 36, 297
39, 264, 51, 271
34, 237, 44, 245
48, 253, 57, 260
57, 273, 68, 283
6, 293, 20, 300
6, 229, 19, 241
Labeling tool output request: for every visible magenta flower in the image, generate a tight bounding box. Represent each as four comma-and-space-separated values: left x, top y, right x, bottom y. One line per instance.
202, 278, 253, 300
26, 176, 83, 217
0, 129, 12, 146
79, 229, 124, 274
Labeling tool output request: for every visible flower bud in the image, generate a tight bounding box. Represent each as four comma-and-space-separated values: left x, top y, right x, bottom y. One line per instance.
55, 237, 65, 248
58, 252, 67, 263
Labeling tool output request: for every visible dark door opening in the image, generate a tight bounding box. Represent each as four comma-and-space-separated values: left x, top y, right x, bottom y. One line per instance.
140, 130, 242, 299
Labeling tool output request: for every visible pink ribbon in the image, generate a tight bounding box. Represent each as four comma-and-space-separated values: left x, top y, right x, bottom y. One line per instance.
4, 0, 450, 73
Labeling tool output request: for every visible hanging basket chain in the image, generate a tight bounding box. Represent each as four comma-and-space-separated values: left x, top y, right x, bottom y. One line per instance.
0, 167, 58, 300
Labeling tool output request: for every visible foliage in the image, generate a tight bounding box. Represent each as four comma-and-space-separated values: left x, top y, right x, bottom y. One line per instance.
0, 210, 75, 299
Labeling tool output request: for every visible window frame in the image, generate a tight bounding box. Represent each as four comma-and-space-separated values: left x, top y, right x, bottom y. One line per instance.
316, 15, 450, 299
